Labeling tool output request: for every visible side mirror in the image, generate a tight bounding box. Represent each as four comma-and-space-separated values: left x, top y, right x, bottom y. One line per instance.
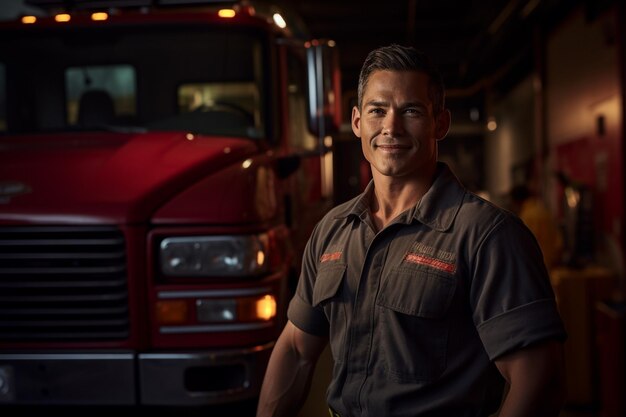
306, 41, 341, 141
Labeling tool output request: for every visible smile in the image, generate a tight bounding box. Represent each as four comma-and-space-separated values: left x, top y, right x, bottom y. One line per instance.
375, 144, 411, 152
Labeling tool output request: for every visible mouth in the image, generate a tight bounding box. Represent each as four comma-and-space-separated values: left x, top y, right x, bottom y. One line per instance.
375, 143, 408, 149
374, 142, 413, 153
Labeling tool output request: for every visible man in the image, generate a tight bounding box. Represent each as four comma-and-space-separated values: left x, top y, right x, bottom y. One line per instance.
257, 44, 566, 417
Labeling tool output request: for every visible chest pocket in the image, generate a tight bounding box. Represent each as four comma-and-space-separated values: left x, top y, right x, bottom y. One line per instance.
312, 263, 345, 306
312, 263, 347, 363
376, 266, 456, 382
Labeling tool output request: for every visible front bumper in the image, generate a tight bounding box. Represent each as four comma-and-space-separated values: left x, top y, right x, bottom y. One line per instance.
0, 342, 274, 406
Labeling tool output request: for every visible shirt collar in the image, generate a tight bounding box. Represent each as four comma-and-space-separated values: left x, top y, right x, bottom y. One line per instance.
332, 180, 375, 222
333, 162, 466, 232
413, 162, 466, 231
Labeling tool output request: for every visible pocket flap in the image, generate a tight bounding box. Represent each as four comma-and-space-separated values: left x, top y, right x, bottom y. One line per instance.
312, 263, 346, 307
377, 267, 456, 318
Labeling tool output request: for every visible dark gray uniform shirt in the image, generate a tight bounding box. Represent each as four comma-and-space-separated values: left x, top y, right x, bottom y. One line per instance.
288, 163, 566, 417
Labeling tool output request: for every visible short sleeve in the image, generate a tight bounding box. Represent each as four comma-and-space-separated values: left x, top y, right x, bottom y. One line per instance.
288, 294, 329, 336
470, 215, 567, 360
287, 223, 330, 337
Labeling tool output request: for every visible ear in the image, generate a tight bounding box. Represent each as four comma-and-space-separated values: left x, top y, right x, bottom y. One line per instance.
351, 106, 362, 138
435, 109, 451, 141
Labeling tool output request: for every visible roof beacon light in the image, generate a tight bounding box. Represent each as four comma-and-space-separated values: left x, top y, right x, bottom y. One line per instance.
54, 13, 71, 23
218, 9, 236, 18
272, 13, 286, 29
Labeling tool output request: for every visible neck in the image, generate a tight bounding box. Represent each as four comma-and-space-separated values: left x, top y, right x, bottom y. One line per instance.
369, 165, 437, 231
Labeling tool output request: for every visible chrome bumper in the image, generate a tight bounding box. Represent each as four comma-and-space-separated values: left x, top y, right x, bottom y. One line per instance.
0, 342, 274, 406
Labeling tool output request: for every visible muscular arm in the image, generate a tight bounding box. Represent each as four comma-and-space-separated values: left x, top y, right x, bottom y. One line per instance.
495, 340, 565, 417
256, 321, 328, 417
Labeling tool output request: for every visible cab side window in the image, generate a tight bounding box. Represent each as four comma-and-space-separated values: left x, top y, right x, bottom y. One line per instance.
286, 49, 317, 151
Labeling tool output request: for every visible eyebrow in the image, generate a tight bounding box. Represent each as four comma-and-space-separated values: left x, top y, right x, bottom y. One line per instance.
363, 100, 388, 108
364, 100, 428, 110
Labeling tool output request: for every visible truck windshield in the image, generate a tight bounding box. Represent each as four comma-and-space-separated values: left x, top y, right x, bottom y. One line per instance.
0, 24, 268, 139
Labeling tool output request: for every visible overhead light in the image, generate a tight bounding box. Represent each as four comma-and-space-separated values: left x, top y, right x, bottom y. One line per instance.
21, 15, 37, 24
487, 116, 497, 131
273, 13, 286, 29
469, 107, 480, 122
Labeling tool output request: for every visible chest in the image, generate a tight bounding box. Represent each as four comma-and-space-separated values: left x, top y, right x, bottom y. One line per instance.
324, 221, 462, 306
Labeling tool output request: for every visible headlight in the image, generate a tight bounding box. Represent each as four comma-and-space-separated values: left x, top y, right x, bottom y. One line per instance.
160, 235, 268, 277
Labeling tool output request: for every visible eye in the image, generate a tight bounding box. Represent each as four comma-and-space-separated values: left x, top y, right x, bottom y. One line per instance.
368, 107, 385, 115
404, 107, 423, 116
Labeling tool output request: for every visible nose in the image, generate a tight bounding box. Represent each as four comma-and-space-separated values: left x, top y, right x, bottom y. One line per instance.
381, 110, 404, 136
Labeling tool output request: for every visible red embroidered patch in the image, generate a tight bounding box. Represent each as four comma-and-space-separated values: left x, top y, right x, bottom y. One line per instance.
320, 252, 342, 262
404, 253, 456, 273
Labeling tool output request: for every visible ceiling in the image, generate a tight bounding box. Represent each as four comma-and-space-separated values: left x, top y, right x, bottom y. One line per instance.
2, 0, 587, 100
2, 0, 598, 113
292, 0, 581, 107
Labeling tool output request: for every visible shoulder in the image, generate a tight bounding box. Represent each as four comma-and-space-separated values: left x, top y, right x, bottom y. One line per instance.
451, 190, 543, 261
314, 192, 365, 234
459, 190, 524, 233
304, 192, 365, 255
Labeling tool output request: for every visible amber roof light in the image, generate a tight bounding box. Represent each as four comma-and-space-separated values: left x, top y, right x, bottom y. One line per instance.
21, 15, 37, 24
54, 13, 71, 23
91, 12, 109, 21
218, 9, 236, 18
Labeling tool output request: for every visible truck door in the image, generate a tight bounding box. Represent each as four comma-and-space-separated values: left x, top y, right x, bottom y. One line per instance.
279, 41, 340, 282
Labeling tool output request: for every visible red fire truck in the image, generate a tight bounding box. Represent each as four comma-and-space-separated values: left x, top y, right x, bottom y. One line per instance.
0, 0, 340, 408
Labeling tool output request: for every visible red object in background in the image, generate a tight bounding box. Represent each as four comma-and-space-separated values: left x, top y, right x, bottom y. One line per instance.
554, 134, 623, 252
0, 1, 342, 408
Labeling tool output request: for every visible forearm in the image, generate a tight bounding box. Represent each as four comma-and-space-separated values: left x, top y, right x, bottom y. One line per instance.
256, 322, 327, 417
498, 380, 563, 417
495, 341, 565, 417
256, 344, 317, 417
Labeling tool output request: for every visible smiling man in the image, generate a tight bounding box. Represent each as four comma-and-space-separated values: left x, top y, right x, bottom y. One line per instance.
257, 44, 566, 417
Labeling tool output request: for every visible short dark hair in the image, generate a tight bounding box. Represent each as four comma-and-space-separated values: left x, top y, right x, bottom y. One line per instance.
357, 44, 445, 116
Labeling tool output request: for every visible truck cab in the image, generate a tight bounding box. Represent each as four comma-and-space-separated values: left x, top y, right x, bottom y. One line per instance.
0, 0, 340, 407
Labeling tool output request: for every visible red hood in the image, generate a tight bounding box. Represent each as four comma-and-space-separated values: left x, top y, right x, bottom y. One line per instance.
0, 131, 258, 224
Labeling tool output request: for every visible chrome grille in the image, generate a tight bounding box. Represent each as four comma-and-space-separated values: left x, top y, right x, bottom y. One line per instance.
0, 227, 129, 341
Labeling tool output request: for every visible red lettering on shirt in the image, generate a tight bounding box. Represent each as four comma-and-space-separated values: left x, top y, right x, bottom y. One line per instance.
404, 252, 456, 273
320, 252, 342, 262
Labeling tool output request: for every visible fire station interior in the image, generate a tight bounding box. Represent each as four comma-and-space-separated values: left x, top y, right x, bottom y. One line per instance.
300, 1, 626, 417
295, 1, 626, 417
1, 0, 625, 415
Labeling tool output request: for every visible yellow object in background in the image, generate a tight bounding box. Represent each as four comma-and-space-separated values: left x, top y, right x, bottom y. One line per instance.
519, 197, 563, 269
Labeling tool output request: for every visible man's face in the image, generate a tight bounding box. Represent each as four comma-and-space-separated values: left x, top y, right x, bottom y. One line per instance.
352, 70, 449, 180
